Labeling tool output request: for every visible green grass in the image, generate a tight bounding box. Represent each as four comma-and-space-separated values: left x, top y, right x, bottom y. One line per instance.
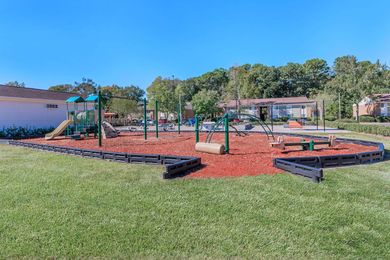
1, 133, 390, 258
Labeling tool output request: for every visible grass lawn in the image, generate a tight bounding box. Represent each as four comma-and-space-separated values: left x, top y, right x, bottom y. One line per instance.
0, 133, 389, 258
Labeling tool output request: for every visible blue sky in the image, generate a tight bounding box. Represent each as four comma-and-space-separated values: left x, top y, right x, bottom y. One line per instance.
1, 0, 389, 90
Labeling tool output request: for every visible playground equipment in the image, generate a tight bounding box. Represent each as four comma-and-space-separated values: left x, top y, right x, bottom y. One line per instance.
270, 135, 338, 151
47, 94, 119, 141
195, 114, 229, 155
195, 112, 275, 155
287, 119, 303, 128
195, 142, 225, 154
45, 120, 72, 140
101, 121, 119, 139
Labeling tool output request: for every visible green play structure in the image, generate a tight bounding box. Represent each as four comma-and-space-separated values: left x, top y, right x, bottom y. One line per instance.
65, 94, 99, 137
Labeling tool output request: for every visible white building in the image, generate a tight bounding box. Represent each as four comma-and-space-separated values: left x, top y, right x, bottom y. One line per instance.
0, 85, 75, 129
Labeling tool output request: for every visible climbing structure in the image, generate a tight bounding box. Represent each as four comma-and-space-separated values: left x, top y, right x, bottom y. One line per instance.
205, 113, 275, 143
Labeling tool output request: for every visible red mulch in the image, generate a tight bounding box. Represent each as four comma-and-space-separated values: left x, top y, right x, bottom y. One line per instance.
24, 132, 377, 178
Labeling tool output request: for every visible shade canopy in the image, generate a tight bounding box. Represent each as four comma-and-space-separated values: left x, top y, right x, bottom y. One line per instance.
65, 96, 84, 103
85, 94, 99, 102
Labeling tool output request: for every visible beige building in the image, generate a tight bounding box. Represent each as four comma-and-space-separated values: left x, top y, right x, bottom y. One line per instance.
353, 94, 390, 118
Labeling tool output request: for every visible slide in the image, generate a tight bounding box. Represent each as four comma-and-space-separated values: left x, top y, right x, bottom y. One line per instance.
45, 120, 72, 140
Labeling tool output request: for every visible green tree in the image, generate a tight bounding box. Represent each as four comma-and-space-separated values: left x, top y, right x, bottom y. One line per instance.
191, 89, 220, 118
74, 78, 97, 95
247, 64, 281, 98
303, 58, 330, 96
5, 81, 25, 87
147, 76, 180, 113
279, 63, 307, 97
48, 84, 74, 93
326, 56, 386, 121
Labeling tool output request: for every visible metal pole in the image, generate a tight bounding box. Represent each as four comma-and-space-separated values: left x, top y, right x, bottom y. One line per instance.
143, 98, 147, 140
323, 100, 326, 132
178, 104, 181, 134
155, 100, 158, 139
316, 101, 319, 131
195, 114, 199, 143
224, 113, 229, 154
270, 104, 274, 131
98, 90, 102, 147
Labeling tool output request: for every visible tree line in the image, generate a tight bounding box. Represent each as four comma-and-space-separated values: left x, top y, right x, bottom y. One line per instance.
6, 55, 389, 120
147, 55, 390, 120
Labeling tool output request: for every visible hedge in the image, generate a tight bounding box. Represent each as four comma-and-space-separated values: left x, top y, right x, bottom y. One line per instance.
0, 127, 55, 139
326, 121, 390, 136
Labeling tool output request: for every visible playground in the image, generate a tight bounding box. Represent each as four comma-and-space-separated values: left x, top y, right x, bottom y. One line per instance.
25, 131, 378, 178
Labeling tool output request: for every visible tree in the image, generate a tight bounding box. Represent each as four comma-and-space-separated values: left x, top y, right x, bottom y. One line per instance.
100, 84, 145, 116
146, 76, 180, 113
191, 89, 220, 118
195, 68, 229, 95
73, 78, 97, 95
48, 84, 74, 93
5, 81, 25, 87
247, 64, 281, 98
279, 63, 307, 97
326, 56, 385, 121
109, 99, 140, 119
303, 58, 330, 96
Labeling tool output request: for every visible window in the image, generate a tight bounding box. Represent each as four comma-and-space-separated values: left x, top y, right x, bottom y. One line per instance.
46, 104, 58, 109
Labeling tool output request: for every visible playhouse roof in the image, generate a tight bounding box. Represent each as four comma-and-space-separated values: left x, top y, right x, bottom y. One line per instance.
85, 94, 99, 102
65, 96, 85, 103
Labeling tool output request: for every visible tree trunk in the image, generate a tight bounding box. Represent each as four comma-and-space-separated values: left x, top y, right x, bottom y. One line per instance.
356, 103, 360, 123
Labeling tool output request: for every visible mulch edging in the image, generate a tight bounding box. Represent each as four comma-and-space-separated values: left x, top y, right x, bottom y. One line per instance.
8, 132, 386, 183
8, 140, 201, 179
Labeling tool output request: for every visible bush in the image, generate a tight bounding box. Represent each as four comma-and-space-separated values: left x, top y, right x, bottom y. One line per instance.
0, 127, 54, 139
326, 121, 390, 136
359, 115, 376, 122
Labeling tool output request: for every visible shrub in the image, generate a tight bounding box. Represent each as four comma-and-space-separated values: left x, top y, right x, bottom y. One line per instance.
359, 115, 376, 122
0, 127, 55, 139
326, 121, 390, 136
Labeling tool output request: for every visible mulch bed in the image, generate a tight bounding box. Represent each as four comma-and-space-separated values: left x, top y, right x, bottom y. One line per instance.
24, 132, 377, 178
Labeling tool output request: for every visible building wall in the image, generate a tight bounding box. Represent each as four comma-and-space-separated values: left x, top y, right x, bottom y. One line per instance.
353, 103, 381, 117
0, 97, 68, 129
271, 105, 309, 119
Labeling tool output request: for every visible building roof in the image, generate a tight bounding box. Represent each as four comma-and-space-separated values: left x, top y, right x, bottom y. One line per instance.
0, 85, 76, 101
374, 93, 390, 102
220, 96, 313, 108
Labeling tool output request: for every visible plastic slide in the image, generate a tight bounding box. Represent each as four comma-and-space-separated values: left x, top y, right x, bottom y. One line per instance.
45, 120, 72, 140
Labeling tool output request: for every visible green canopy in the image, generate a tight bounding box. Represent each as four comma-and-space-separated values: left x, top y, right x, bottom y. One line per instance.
85, 95, 99, 102
65, 96, 84, 103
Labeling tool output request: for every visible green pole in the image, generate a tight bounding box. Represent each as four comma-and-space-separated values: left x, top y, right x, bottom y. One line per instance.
98, 90, 102, 147
309, 140, 314, 151
323, 99, 326, 132
178, 105, 181, 134
270, 104, 274, 131
195, 114, 199, 143
143, 98, 147, 140
155, 100, 158, 139
224, 113, 229, 154
316, 101, 319, 131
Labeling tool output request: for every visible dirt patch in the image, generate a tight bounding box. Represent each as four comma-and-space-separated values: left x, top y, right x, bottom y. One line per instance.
24, 132, 377, 178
